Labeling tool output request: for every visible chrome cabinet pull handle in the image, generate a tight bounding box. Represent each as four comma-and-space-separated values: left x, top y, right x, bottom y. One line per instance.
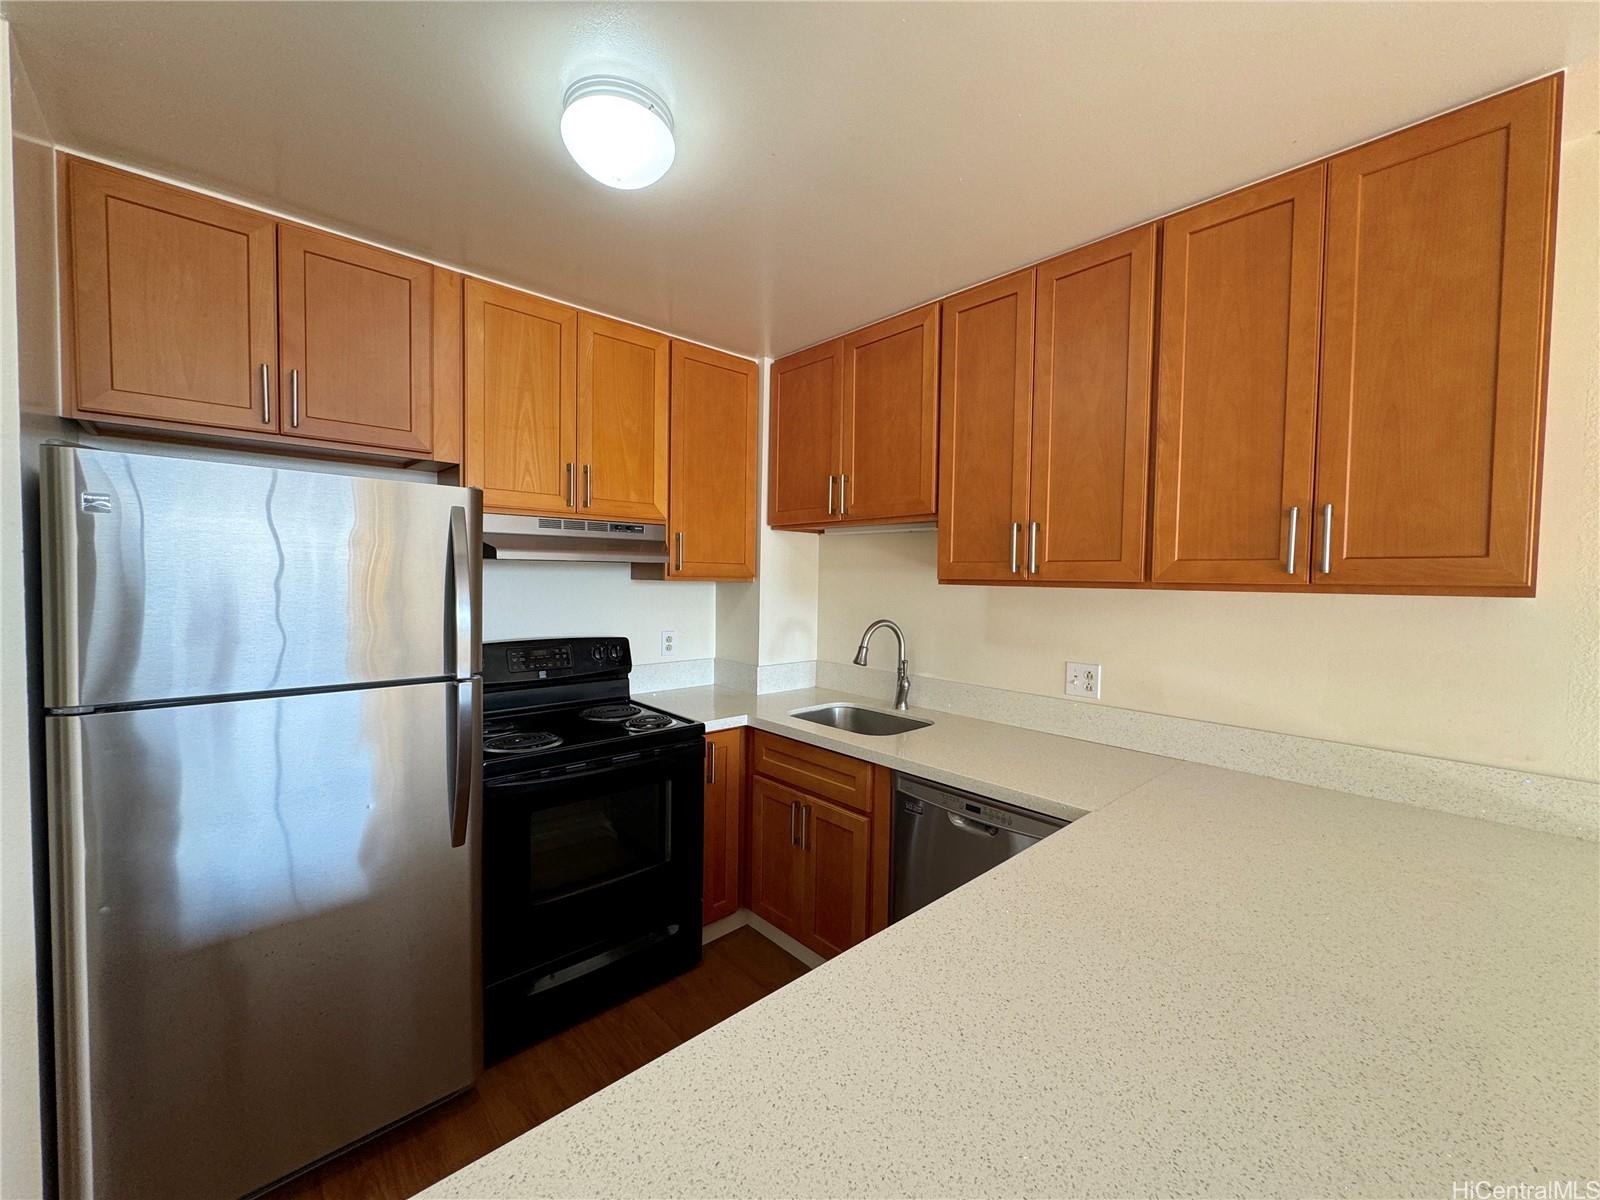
1009, 522, 1020, 574
1320, 503, 1334, 575
583, 464, 593, 508
840, 474, 849, 516
675, 531, 684, 572
289, 368, 300, 427
1028, 521, 1039, 575
1286, 506, 1300, 575
827, 474, 835, 515
565, 462, 575, 507
800, 804, 810, 851
259, 363, 272, 424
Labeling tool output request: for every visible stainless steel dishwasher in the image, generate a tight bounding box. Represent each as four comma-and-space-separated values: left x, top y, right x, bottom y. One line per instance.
891, 774, 1068, 921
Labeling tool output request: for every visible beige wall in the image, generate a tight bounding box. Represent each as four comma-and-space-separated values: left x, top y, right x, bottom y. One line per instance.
816, 127, 1600, 783
716, 361, 820, 671
2, 20, 48, 1197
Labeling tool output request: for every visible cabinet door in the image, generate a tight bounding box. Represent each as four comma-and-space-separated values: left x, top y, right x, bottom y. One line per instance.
669, 342, 759, 579
576, 314, 669, 522
1151, 166, 1325, 586
464, 279, 578, 515
63, 157, 277, 433
701, 730, 745, 926
769, 340, 844, 527
799, 796, 871, 959
1316, 77, 1559, 592
279, 226, 433, 454
840, 303, 939, 522
749, 776, 806, 940
937, 271, 1035, 583
1028, 224, 1157, 584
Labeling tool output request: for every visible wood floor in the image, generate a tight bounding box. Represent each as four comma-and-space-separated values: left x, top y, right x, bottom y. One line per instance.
266, 928, 806, 1200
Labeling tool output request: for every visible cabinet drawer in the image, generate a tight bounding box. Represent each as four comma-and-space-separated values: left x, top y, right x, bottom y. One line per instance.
750, 731, 874, 815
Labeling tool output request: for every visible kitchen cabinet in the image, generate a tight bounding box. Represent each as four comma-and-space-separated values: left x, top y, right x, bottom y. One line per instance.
1028, 226, 1157, 584
748, 732, 884, 958
463, 278, 578, 514
937, 270, 1035, 583
278, 225, 434, 454
769, 339, 843, 526
750, 774, 809, 936
62, 157, 278, 434
1315, 76, 1559, 593
666, 341, 759, 580
702, 729, 745, 926
797, 796, 872, 958
578, 313, 669, 522
769, 303, 939, 529
1150, 166, 1326, 587
60, 155, 455, 463
937, 230, 1157, 587
840, 304, 940, 522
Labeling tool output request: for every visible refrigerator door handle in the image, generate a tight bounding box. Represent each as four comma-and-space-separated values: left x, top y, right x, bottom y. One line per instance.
450, 678, 480, 848
447, 505, 476, 680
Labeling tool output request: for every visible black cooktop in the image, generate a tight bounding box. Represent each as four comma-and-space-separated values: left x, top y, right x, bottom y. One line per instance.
480, 637, 701, 778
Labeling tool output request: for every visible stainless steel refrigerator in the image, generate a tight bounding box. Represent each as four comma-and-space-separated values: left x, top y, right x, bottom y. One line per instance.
39, 444, 484, 1200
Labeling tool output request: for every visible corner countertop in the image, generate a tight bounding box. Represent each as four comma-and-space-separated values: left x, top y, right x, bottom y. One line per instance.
423, 687, 1600, 1199
637, 684, 1181, 822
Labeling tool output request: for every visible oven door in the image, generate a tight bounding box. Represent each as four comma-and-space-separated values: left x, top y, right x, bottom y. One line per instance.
483, 739, 703, 993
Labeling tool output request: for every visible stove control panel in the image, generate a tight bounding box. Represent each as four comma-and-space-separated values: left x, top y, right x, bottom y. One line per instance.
484, 637, 632, 684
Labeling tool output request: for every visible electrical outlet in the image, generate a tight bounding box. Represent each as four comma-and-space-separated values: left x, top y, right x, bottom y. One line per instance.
1065, 661, 1101, 699
660, 630, 676, 657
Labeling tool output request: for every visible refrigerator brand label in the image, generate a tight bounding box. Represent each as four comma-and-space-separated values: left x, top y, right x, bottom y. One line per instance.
79, 492, 112, 514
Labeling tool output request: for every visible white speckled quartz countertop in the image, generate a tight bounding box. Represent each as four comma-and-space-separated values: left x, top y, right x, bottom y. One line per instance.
422, 688, 1600, 1199
636, 684, 1181, 821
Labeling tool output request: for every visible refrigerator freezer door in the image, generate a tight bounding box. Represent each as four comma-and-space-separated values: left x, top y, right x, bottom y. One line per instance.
48, 681, 481, 1200
41, 444, 482, 710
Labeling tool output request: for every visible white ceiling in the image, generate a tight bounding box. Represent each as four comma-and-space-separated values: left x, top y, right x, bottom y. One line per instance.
6, 2, 1597, 358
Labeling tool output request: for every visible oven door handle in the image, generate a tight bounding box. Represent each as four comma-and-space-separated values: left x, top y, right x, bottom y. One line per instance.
483, 742, 701, 793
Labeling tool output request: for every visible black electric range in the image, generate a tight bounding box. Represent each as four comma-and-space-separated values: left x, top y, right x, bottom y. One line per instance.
479, 637, 705, 1061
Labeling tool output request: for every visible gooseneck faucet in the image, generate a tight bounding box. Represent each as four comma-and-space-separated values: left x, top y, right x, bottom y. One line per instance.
853, 619, 911, 710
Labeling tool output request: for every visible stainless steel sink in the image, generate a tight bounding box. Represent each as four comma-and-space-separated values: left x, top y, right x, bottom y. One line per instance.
790, 704, 933, 736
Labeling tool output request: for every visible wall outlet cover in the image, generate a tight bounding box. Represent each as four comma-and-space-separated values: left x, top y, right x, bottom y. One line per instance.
660, 630, 676, 656
1065, 661, 1101, 699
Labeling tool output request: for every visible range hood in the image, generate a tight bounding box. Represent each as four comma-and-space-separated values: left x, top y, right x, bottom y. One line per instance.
482, 513, 669, 564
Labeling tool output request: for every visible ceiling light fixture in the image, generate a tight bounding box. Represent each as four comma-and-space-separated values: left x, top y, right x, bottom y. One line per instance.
560, 76, 675, 190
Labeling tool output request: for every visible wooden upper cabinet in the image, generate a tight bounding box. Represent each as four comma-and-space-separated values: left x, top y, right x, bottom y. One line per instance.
840, 303, 939, 523
1316, 77, 1560, 593
1151, 165, 1326, 587
769, 339, 845, 527
577, 313, 669, 522
937, 271, 1035, 583
279, 225, 433, 454
1028, 224, 1157, 584
668, 341, 758, 579
463, 279, 578, 515
63, 158, 278, 433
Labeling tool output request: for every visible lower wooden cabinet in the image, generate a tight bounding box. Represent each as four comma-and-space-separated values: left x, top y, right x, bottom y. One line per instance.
702, 729, 745, 926
798, 795, 872, 958
749, 774, 811, 936
748, 732, 888, 959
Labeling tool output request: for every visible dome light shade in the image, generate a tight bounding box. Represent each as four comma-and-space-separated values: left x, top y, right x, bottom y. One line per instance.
560, 77, 675, 190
